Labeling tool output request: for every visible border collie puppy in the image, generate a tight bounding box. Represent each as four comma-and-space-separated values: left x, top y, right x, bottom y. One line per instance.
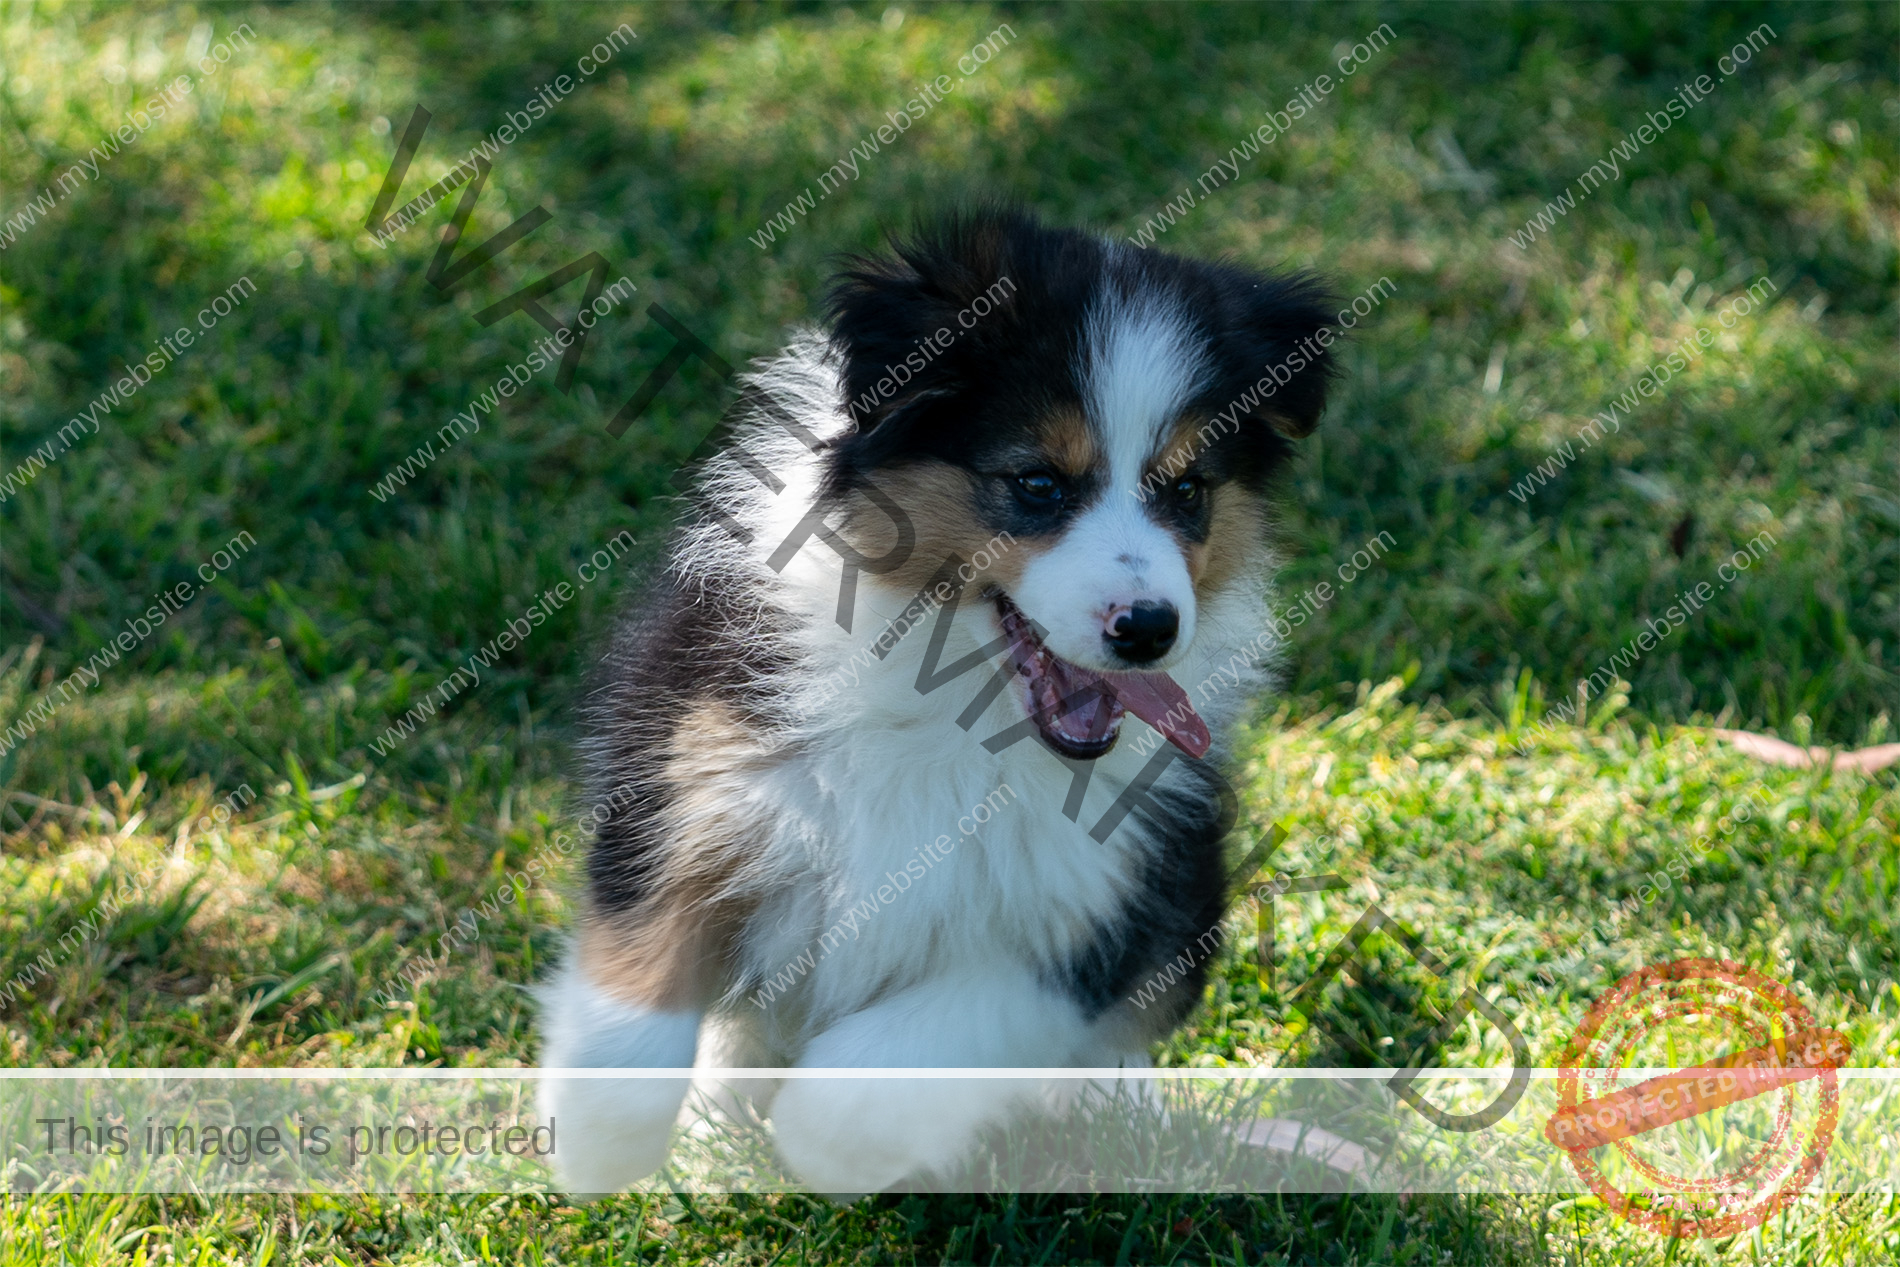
540, 209, 1336, 1194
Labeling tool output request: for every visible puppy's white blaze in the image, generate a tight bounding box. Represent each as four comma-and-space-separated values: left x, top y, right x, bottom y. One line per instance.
1016, 500, 1198, 670
1026, 282, 1209, 669
1079, 283, 1210, 489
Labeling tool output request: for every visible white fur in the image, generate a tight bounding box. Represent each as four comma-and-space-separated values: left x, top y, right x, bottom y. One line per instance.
545, 300, 1284, 1192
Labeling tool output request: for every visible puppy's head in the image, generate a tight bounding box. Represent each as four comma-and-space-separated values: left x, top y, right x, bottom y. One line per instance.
824, 209, 1336, 759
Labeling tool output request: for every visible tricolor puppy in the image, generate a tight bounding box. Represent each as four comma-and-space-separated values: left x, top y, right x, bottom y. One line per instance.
540, 210, 1336, 1194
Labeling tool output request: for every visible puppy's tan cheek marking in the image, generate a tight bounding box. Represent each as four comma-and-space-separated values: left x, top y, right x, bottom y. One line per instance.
843, 461, 1031, 601
1191, 487, 1266, 600
580, 699, 770, 1011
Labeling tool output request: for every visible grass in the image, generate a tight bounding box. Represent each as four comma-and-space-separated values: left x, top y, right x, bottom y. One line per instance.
1, 0, 1896, 1261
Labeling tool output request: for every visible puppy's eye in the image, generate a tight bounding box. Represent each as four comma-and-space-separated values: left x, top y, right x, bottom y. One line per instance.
1015, 470, 1063, 505
1173, 475, 1203, 503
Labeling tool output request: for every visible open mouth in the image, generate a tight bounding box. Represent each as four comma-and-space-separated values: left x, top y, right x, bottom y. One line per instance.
995, 594, 1211, 761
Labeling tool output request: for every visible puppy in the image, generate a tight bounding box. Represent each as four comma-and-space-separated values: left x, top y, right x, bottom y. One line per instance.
540, 209, 1336, 1194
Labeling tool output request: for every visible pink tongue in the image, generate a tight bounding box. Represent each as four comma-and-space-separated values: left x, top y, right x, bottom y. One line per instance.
1107, 672, 1212, 759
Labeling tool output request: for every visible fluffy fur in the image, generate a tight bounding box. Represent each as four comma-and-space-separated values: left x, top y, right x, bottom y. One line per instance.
540, 209, 1336, 1194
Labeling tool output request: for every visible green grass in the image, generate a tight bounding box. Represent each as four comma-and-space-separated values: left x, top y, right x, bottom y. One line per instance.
2, 0, 1896, 1261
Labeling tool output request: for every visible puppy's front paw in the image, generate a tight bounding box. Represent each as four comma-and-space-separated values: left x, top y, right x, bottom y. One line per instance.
535, 966, 701, 1194
770, 1074, 1035, 1193
539, 1073, 693, 1195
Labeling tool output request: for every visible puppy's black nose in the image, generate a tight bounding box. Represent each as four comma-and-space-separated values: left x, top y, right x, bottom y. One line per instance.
1105, 602, 1178, 665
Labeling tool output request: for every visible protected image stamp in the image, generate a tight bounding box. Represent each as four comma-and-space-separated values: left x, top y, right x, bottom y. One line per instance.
1545, 958, 1851, 1238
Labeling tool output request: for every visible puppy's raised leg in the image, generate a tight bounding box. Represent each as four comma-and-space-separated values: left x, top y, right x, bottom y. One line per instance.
769, 966, 1089, 1194
537, 956, 701, 1195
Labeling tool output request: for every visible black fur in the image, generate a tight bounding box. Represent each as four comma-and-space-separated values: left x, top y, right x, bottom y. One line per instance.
824, 207, 1338, 507
1052, 759, 1237, 1024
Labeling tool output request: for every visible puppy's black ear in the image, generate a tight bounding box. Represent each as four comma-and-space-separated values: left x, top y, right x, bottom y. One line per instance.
1211, 270, 1341, 439
827, 211, 1023, 433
